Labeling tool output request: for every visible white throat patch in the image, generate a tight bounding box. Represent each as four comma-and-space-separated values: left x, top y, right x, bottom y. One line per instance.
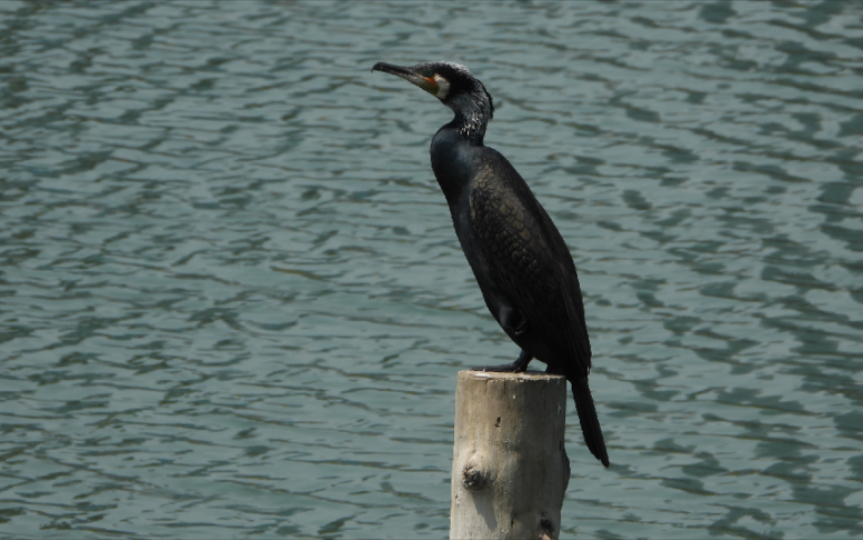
434, 74, 450, 100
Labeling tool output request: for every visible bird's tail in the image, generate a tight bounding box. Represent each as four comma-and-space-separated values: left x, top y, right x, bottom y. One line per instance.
571, 376, 609, 468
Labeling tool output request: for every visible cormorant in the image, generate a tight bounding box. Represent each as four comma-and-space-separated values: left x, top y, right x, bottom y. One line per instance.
372, 61, 609, 468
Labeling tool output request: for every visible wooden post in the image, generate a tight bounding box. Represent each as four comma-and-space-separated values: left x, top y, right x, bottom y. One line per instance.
450, 370, 570, 540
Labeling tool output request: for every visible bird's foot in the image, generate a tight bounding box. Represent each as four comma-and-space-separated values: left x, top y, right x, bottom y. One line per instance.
470, 350, 532, 373
470, 362, 526, 373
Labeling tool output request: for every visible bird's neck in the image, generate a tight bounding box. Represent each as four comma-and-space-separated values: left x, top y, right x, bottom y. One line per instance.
449, 111, 488, 144
446, 93, 492, 144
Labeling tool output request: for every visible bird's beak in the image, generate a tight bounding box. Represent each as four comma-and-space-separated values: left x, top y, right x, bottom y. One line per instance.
372, 62, 439, 97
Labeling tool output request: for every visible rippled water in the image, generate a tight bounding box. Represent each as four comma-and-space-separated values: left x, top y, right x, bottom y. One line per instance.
1, 1, 862, 538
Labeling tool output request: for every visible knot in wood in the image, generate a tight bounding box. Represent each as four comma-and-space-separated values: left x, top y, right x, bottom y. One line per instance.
461, 453, 492, 492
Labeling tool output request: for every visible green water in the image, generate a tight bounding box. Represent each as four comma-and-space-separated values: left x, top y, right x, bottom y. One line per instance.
1, 1, 862, 538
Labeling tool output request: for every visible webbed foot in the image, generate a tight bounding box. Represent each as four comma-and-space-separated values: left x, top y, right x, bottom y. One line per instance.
471, 350, 532, 373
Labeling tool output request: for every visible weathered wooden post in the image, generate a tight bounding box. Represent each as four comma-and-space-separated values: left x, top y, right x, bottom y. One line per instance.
450, 370, 570, 540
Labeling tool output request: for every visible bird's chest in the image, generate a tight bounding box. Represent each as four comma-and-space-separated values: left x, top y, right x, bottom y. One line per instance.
429, 148, 490, 281
430, 137, 474, 203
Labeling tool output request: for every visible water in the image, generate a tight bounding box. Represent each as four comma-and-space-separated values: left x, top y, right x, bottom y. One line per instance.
1, 1, 861, 538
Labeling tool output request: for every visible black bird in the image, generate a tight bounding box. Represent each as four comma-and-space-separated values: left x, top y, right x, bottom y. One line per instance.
372, 61, 609, 468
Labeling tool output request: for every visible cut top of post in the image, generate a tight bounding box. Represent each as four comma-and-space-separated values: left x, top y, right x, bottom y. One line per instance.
461, 369, 566, 382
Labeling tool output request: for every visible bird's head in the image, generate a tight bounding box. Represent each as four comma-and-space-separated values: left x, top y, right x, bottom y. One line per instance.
372, 61, 494, 132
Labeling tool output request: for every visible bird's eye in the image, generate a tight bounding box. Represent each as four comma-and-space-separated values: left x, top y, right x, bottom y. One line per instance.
423, 69, 435, 78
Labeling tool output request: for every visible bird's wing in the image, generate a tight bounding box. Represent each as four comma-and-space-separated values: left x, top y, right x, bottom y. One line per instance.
469, 160, 591, 374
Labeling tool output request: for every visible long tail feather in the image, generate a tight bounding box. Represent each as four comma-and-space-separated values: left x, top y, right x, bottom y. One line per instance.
571, 376, 609, 468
